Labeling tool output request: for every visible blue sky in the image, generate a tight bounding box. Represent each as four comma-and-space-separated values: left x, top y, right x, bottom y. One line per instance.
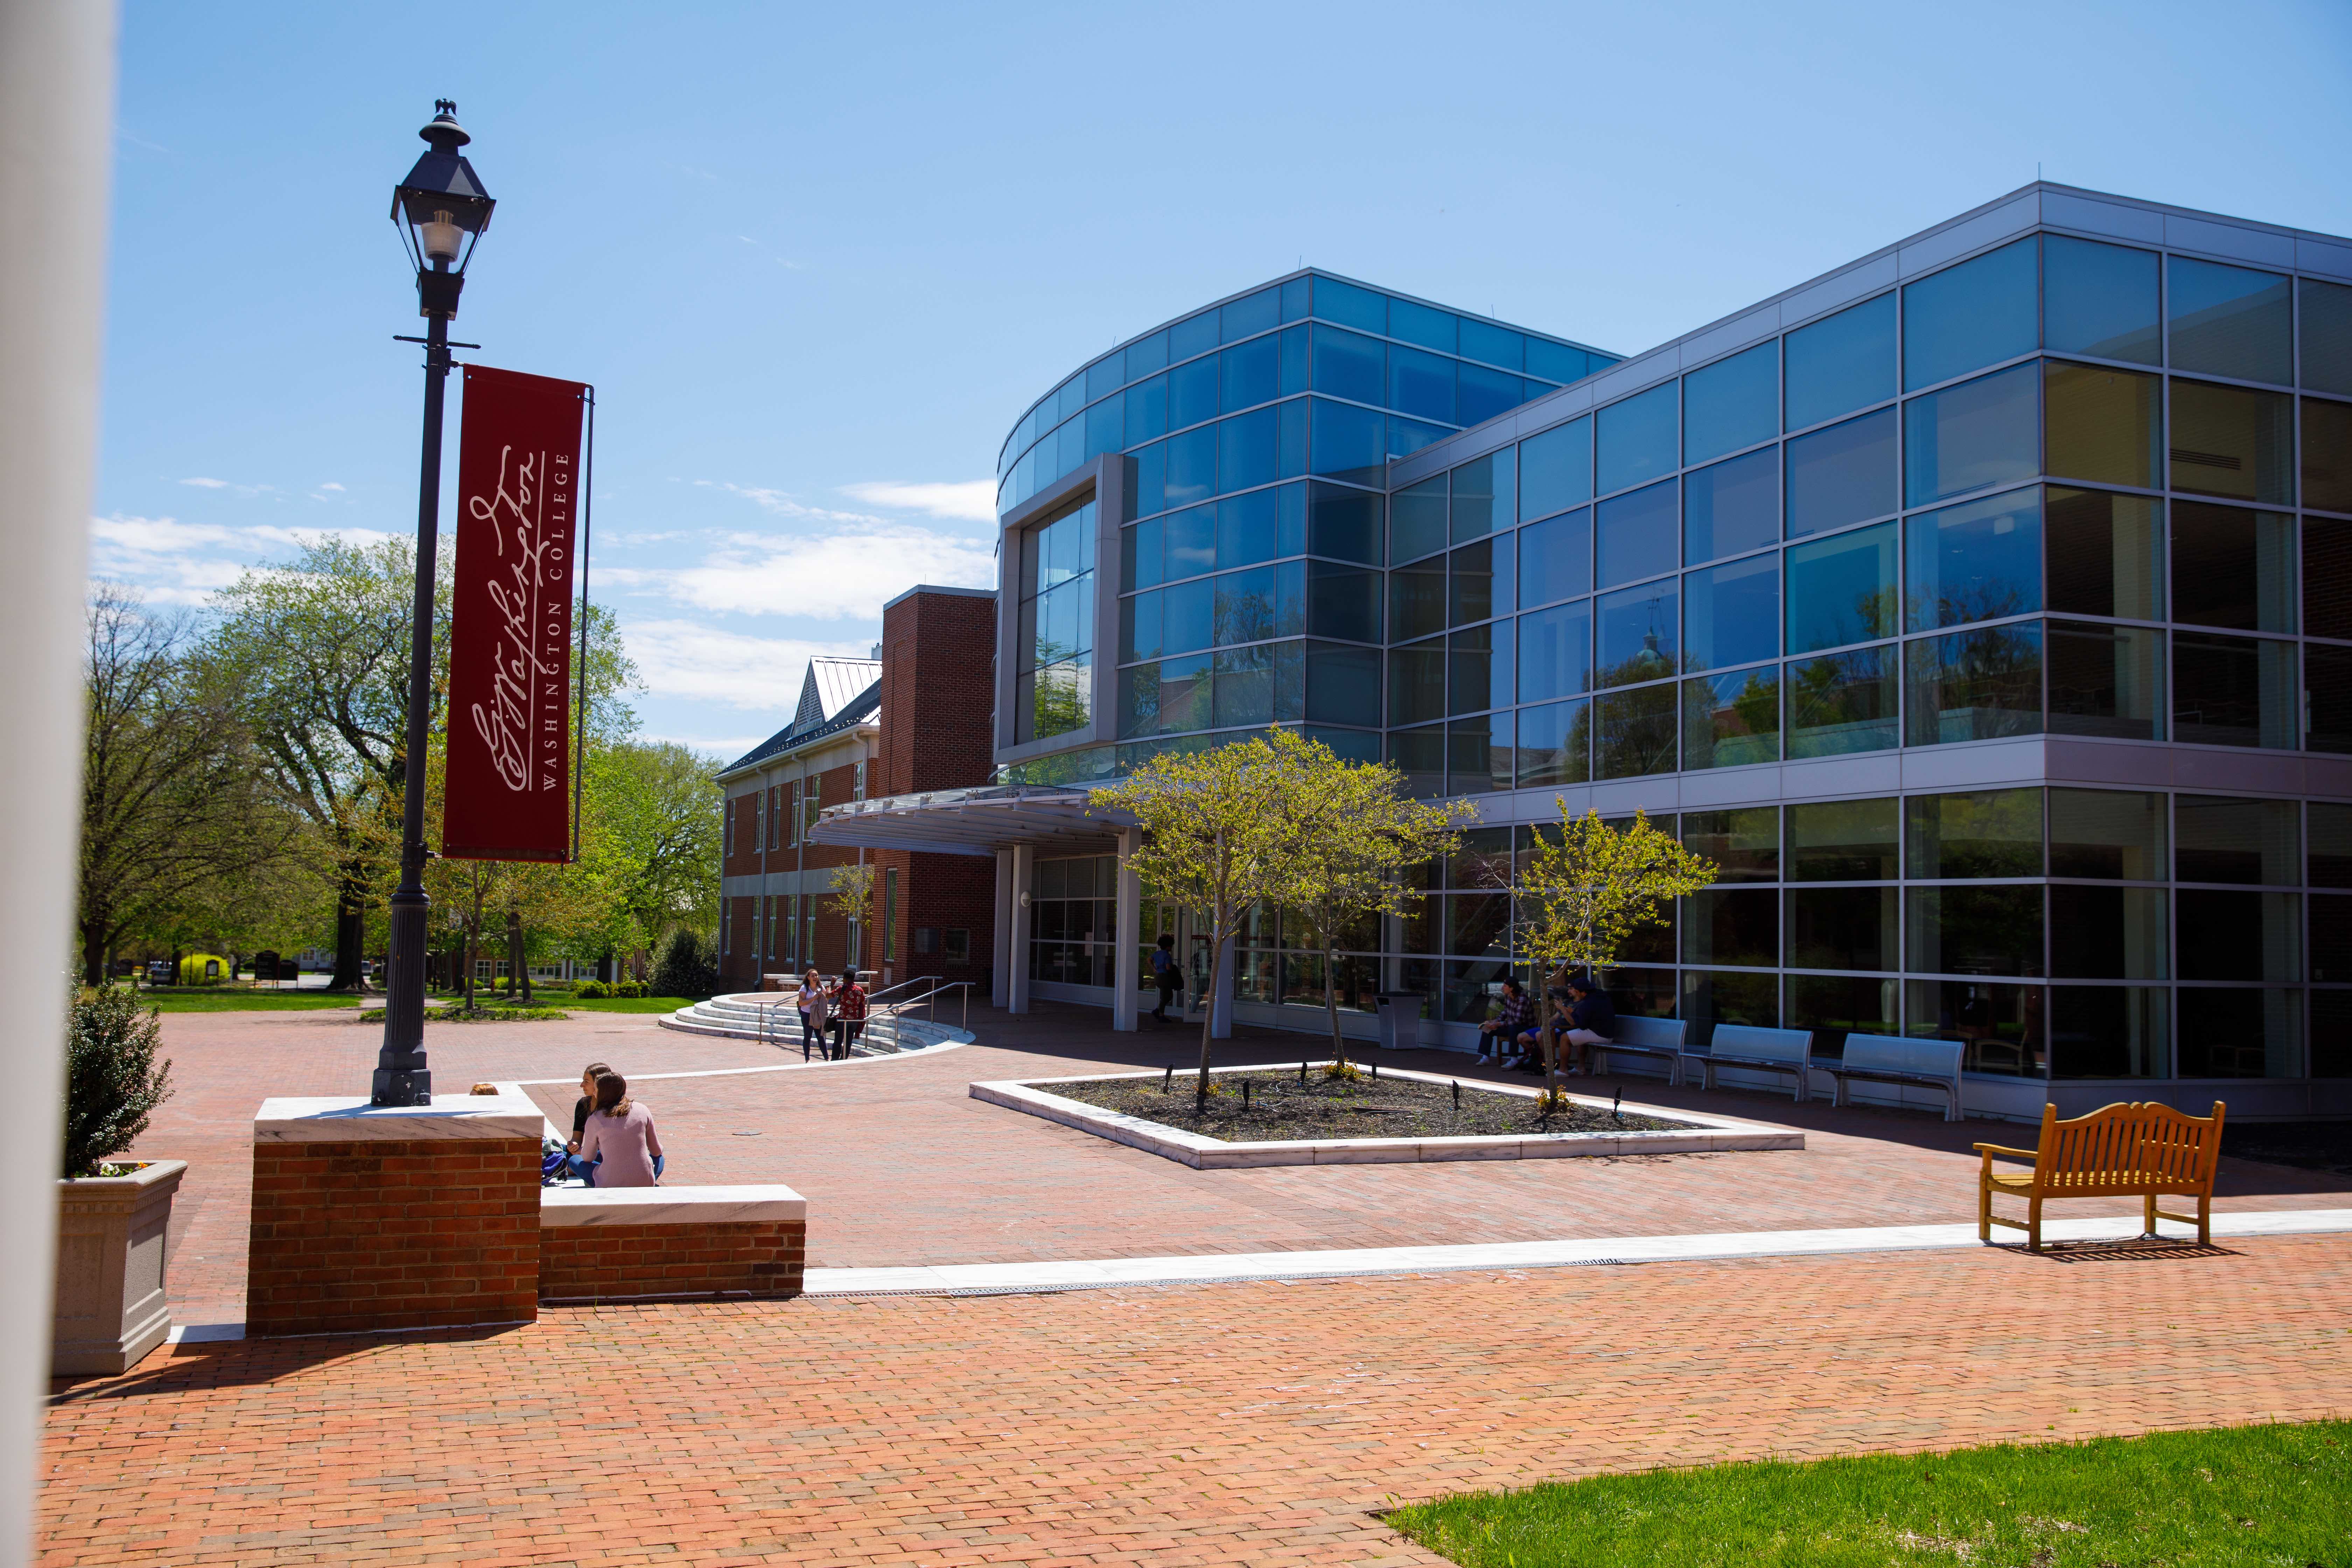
94, 1, 2352, 758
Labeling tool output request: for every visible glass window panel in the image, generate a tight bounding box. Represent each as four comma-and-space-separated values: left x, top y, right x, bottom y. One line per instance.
1905, 485, 2042, 632
2302, 278, 2352, 397
1682, 447, 1779, 565
1125, 329, 1169, 382
1310, 323, 1384, 405
1594, 684, 1678, 779
2169, 379, 2295, 504
2177, 987, 2302, 1078
2175, 795, 2299, 884
1390, 474, 1447, 565
1280, 328, 1308, 399
2045, 486, 2162, 620
1458, 317, 1524, 372
1449, 451, 1514, 545
1904, 621, 2043, 746
1787, 886, 1898, 972
1903, 237, 2037, 391
1519, 417, 1592, 521
1387, 297, 1456, 353
1220, 288, 1278, 345
1906, 789, 2043, 878
1220, 335, 1278, 412
1118, 661, 1158, 739
1596, 479, 1678, 588
1389, 558, 1444, 643
2044, 361, 2161, 490
1785, 407, 1897, 537
1212, 566, 1275, 645
1787, 797, 1899, 881
1169, 312, 1218, 365
1526, 338, 1590, 384
1596, 382, 1678, 496
1905, 979, 2044, 1078
2177, 890, 2301, 982
2042, 235, 2161, 365
1681, 666, 1780, 769
1517, 600, 1592, 702
1596, 578, 1679, 687
1513, 700, 1591, 788
1680, 806, 1778, 881
1906, 884, 2043, 976
2171, 630, 2297, 749
1786, 520, 1898, 652
2049, 987, 2169, 1079
1085, 398, 1124, 462
1785, 292, 1896, 431
2309, 643, 2352, 754
1128, 516, 1164, 590
1387, 723, 1445, 798
1161, 576, 1213, 655
1168, 355, 1219, 432
1121, 589, 1160, 664
1211, 644, 1273, 727
1388, 414, 1451, 461
1904, 363, 2039, 507
1306, 483, 1380, 565
1681, 969, 1780, 1041
1519, 507, 1592, 608
1311, 275, 1385, 334
1447, 718, 1508, 797
1306, 561, 1380, 643
1164, 425, 1216, 509
1163, 505, 1215, 581
1787, 974, 1900, 1059
1447, 624, 1502, 715
1279, 276, 1309, 325
1684, 553, 1780, 670
2320, 991, 2352, 1079
2049, 788, 2166, 880
1785, 646, 1899, 757
1304, 639, 1380, 727
2313, 893, 2352, 984
2311, 802, 2352, 888
1218, 408, 1276, 494
2305, 397, 2352, 515
1458, 363, 1524, 427
1682, 887, 1778, 967
2049, 886, 2167, 980
1387, 637, 1444, 727
1308, 397, 1386, 487
1130, 441, 1164, 516
2170, 501, 2296, 632
1215, 488, 1277, 570
1683, 341, 1779, 466
1448, 538, 1509, 626
2046, 621, 2163, 739
1388, 346, 1456, 424
2169, 256, 2293, 386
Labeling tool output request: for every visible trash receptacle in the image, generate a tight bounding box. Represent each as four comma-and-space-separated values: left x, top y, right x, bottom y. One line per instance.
1374, 992, 1422, 1052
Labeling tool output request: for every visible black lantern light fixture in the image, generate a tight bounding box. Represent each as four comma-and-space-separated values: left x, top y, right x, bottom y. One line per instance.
390, 100, 494, 318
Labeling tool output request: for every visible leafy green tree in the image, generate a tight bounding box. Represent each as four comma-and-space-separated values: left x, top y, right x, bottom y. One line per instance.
62, 981, 173, 1177
651, 926, 719, 999
827, 862, 877, 973
576, 740, 721, 968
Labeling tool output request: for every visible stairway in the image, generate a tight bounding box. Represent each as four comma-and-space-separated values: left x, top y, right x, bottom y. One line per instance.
657, 992, 971, 1054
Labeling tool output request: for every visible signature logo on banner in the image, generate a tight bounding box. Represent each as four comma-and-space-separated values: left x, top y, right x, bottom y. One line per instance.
464, 445, 571, 793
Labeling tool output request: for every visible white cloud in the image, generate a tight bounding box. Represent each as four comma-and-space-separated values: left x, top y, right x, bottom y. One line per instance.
178, 475, 277, 498
839, 479, 998, 524
178, 477, 229, 489
624, 620, 875, 709
86, 513, 400, 604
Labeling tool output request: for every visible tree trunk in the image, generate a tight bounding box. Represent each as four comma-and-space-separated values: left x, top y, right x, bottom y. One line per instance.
1194, 928, 1224, 1116
79, 920, 106, 988
464, 868, 483, 1010
329, 884, 365, 992
1323, 937, 1345, 1070
507, 910, 526, 1002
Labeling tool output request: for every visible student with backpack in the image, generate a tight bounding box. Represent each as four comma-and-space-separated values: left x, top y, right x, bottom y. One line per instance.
1148, 933, 1182, 1022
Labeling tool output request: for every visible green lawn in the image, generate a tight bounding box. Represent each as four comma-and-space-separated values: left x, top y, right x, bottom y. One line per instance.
1385, 1421, 2352, 1567
558, 995, 696, 1014
121, 989, 364, 1013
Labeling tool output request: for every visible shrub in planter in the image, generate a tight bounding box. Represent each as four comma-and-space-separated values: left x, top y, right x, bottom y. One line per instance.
64, 983, 173, 1176
651, 930, 719, 1000
574, 979, 611, 1000
612, 980, 648, 999
56, 982, 182, 1376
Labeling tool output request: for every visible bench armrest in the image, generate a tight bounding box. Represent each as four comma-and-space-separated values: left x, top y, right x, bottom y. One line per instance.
1973, 1142, 2037, 1162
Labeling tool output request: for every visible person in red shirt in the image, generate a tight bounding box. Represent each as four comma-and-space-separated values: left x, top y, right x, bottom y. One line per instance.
830, 973, 868, 1058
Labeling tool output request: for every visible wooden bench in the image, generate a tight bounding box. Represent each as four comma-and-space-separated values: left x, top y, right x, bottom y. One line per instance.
1587, 1015, 1687, 1087
1976, 1100, 2226, 1251
1818, 1032, 1966, 1122
1682, 1023, 1815, 1102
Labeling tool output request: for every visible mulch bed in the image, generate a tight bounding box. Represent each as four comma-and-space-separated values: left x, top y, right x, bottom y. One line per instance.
1047, 1068, 1693, 1142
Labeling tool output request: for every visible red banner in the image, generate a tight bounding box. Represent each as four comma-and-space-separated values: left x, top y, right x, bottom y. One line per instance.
443, 365, 587, 862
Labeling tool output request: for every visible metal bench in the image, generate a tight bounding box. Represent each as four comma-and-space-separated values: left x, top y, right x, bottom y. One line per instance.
1588, 1014, 1687, 1087
1817, 1032, 1965, 1121
1683, 1023, 1815, 1101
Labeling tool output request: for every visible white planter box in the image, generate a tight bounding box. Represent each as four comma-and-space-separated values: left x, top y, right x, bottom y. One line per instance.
53, 1159, 184, 1377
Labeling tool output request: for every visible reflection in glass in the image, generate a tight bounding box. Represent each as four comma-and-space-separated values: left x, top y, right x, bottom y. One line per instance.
1786, 887, 1898, 971
1386, 638, 1443, 727
1596, 382, 1678, 497
2043, 236, 2161, 365
2045, 487, 2162, 620
1449, 538, 1511, 626
2048, 789, 2166, 880
2177, 988, 2302, 1078
2175, 794, 2300, 886
1387, 724, 1445, 799
1306, 561, 1380, 643
1904, 622, 2043, 746
1905, 486, 2041, 632
2044, 361, 2162, 490
1785, 292, 1895, 432
1906, 789, 2043, 878
2049, 887, 2167, 979
1681, 807, 1778, 880
1447, 718, 1509, 798
2303, 278, 2352, 398
1594, 684, 1678, 779
1388, 559, 1444, 643
1683, 447, 1779, 564
1787, 797, 1899, 881
1906, 978, 2044, 1077
2171, 501, 2296, 632
1310, 398, 1386, 487
1448, 623, 1510, 714
1596, 579, 1679, 686
1212, 644, 1273, 728
1786, 521, 1897, 652
1513, 700, 1591, 788
1785, 408, 1897, 537
1517, 600, 1592, 702
1519, 507, 1592, 608
1388, 345, 1455, 424
2171, 630, 2296, 749
1683, 340, 1778, 466
1787, 974, 1899, 1059
1389, 474, 1448, 565
1596, 479, 1678, 588
1907, 884, 2043, 977
2178, 888, 2303, 979
1304, 640, 1380, 728
1904, 363, 2039, 507
1307, 483, 1381, 565
1449, 451, 1514, 545
1680, 667, 1780, 770
2169, 380, 2295, 505
1903, 237, 2036, 391
1683, 888, 1778, 968
2168, 256, 2294, 386
1519, 416, 1592, 522
2049, 987, 2168, 1079
1785, 646, 1899, 757
1684, 553, 1780, 670
1681, 969, 1779, 1041
2046, 620, 2163, 740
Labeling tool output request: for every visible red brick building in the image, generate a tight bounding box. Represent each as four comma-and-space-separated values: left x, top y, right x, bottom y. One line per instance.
714, 586, 997, 995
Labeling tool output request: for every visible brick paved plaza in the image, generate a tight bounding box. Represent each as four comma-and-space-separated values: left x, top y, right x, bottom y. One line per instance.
39, 1003, 2352, 1566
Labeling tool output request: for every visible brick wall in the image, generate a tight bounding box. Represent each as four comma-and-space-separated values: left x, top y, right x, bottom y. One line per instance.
539, 1221, 805, 1302
246, 1137, 542, 1336
873, 590, 999, 991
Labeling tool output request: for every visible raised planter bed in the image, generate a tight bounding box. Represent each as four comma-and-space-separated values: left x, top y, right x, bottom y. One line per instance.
971, 1064, 1803, 1169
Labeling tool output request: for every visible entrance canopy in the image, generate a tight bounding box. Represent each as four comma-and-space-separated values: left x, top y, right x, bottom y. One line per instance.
808, 784, 1133, 858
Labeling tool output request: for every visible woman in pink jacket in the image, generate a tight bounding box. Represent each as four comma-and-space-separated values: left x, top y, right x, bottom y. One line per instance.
578, 1072, 663, 1187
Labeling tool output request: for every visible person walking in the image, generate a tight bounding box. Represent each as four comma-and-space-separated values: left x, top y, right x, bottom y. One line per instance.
576, 1071, 663, 1188
798, 967, 830, 1060
831, 971, 868, 1058
1148, 933, 1182, 1022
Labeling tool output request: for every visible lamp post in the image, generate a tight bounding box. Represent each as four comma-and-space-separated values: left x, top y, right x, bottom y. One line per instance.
374, 101, 494, 1106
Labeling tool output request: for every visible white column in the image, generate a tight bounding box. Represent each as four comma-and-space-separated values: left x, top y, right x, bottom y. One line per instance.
1210, 932, 1236, 1039
991, 848, 1013, 1007
1007, 842, 1034, 1014
1111, 827, 1141, 1031
0, 1, 115, 1556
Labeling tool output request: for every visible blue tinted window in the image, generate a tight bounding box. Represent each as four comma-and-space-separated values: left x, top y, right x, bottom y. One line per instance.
1450, 624, 1510, 714
1388, 415, 1451, 460
1132, 441, 1164, 517
1681, 666, 1780, 771
1786, 520, 1897, 653
1274, 560, 1306, 637
1904, 237, 2037, 391
1458, 362, 1524, 427
1518, 600, 1592, 701
1515, 699, 1591, 787
1131, 516, 1164, 589
1904, 622, 2043, 746
1214, 566, 1276, 644
1084, 399, 1122, 461
1163, 505, 1215, 580
1310, 324, 1384, 405
1684, 341, 1779, 465
1056, 377, 1085, 422
1121, 589, 1161, 664
1216, 486, 1279, 570
1162, 577, 1213, 654
2044, 236, 2160, 365
1519, 418, 1592, 521
1307, 483, 1380, 565
1596, 382, 1677, 496
1309, 398, 1385, 487
1526, 339, 1590, 384
1785, 293, 1895, 431
1277, 481, 1307, 556
1786, 645, 1899, 757
1785, 408, 1897, 538
1169, 356, 1218, 432
1449, 538, 1512, 627
1086, 357, 1122, 403
1218, 409, 1277, 495
1905, 486, 2042, 631
1684, 554, 1780, 671
1221, 336, 1278, 413
1311, 275, 1386, 334
1124, 374, 1167, 444
1389, 347, 1457, 424
1684, 447, 1779, 564
1520, 508, 1592, 608
1165, 426, 1216, 510
1277, 397, 1309, 480
1280, 276, 1309, 324
2302, 278, 2352, 396
1280, 326, 1308, 396
1596, 479, 1678, 588
1388, 297, 1457, 352
1450, 451, 1514, 545
1222, 288, 1279, 344
1904, 363, 2038, 507
1459, 318, 1525, 371
2170, 256, 2294, 386
1391, 475, 1447, 565
1124, 330, 1169, 382
1307, 563, 1381, 644
1596, 579, 1679, 687
1170, 312, 1219, 365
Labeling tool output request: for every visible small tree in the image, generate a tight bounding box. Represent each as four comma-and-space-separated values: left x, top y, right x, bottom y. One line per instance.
1514, 805, 1718, 1092
62, 982, 174, 1177
1092, 731, 1314, 1114
827, 862, 877, 974
651, 927, 719, 999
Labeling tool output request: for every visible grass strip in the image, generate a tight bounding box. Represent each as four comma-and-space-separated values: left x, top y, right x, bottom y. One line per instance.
121, 991, 363, 1013
1386, 1420, 2352, 1566
356, 1005, 570, 1023
558, 996, 698, 1014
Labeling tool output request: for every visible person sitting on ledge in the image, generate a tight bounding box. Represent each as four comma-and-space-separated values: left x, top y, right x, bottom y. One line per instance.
578, 1071, 663, 1187
562, 1060, 613, 1180
1555, 973, 1616, 1076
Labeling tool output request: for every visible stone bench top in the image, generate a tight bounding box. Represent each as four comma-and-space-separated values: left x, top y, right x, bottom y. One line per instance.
540, 1185, 807, 1227
253, 1093, 545, 1143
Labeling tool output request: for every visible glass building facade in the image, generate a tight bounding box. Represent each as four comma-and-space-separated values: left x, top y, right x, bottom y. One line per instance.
985, 187, 2352, 1118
